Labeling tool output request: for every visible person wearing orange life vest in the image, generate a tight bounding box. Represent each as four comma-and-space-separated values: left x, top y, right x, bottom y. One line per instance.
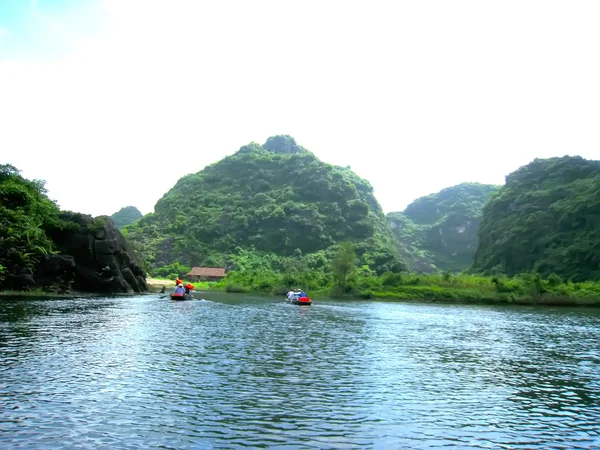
175, 277, 182, 286
184, 283, 194, 294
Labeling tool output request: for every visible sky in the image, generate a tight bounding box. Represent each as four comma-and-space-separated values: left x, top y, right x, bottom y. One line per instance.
1, 0, 599, 217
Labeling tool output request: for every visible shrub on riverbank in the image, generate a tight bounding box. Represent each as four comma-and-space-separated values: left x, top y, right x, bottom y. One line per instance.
210, 269, 600, 306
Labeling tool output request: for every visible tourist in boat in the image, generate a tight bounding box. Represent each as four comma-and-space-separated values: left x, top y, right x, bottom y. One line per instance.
174, 283, 185, 294
184, 283, 194, 294
175, 276, 182, 286
299, 289, 307, 297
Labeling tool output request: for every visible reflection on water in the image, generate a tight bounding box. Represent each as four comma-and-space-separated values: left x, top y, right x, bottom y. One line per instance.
1, 294, 599, 448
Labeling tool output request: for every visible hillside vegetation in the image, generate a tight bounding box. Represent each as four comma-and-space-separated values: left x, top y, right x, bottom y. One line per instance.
473, 156, 600, 281
0, 164, 60, 281
111, 206, 142, 230
125, 135, 405, 276
0, 164, 146, 293
388, 183, 500, 272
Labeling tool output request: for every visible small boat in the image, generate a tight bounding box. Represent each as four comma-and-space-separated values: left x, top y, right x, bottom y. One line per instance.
288, 296, 312, 306
170, 293, 193, 301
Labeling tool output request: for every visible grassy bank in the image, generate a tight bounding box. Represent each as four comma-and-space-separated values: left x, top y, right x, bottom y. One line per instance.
4, 275, 598, 307
206, 270, 600, 307
146, 278, 219, 292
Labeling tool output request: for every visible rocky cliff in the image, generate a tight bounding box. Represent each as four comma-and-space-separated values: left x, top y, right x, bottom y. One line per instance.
43, 213, 148, 293
0, 164, 147, 293
388, 183, 500, 272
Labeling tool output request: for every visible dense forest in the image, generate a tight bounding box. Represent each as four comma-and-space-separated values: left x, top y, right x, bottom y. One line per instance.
111, 206, 143, 230
124, 135, 405, 277
472, 156, 600, 282
387, 183, 500, 273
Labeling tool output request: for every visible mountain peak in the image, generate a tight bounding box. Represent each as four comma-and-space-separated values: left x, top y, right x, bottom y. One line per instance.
262, 135, 303, 154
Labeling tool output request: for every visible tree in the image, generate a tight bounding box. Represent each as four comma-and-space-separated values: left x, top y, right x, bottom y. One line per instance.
331, 242, 358, 292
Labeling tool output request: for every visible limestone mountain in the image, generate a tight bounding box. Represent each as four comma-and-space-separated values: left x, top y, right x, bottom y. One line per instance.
387, 183, 500, 272
472, 156, 600, 281
111, 206, 143, 230
125, 135, 405, 274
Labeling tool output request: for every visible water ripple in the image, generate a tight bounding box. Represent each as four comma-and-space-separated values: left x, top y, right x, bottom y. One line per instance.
1, 295, 599, 448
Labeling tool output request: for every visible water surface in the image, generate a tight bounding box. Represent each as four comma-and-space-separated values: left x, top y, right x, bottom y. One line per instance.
1, 293, 599, 448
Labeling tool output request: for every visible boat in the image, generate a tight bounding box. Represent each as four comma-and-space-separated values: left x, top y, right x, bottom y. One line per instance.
170, 293, 193, 301
288, 295, 312, 306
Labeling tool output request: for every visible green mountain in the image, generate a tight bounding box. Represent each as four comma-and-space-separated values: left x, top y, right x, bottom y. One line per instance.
472, 156, 600, 281
111, 206, 143, 230
125, 135, 405, 275
387, 183, 501, 272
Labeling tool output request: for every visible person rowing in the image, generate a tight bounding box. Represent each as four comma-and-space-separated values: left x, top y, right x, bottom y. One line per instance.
174, 283, 185, 295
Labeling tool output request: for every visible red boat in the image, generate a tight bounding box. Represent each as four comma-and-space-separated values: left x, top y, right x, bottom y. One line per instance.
170, 293, 193, 301
289, 296, 312, 305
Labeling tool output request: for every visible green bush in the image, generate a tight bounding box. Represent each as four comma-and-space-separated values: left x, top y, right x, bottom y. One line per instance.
225, 283, 249, 293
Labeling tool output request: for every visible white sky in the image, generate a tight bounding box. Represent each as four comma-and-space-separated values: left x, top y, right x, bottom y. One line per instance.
1, 0, 599, 217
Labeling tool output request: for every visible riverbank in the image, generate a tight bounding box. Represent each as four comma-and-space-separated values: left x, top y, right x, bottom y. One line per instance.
0, 277, 211, 299
4, 275, 599, 307
146, 278, 215, 292
366, 289, 600, 307
213, 271, 600, 307
0, 289, 148, 299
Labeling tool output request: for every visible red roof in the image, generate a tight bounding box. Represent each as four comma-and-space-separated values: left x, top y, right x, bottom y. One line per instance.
187, 267, 226, 277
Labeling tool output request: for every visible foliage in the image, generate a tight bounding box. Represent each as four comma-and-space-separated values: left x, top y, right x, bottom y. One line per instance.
152, 262, 192, 280
211, 265, 600, 306
111, 206, 143, 230
473, 156, 600, 281
126, 136, 405, 274
262, 135, 305, 154
0, 164, 60, 281
387, 183, 500, 273
403, 182, 501, 224
0, 164, 147, 291
225, 283, 250, 293
89, 216, 107, 234
331, 242, 358, 292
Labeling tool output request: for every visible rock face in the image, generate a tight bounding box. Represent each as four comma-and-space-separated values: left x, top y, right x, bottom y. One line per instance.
387, 183, 501, 273
41, 214, 148, 293
0, 163, 147, 294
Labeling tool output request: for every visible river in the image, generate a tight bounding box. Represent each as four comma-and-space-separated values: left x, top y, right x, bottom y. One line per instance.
1, 293, 599, 448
